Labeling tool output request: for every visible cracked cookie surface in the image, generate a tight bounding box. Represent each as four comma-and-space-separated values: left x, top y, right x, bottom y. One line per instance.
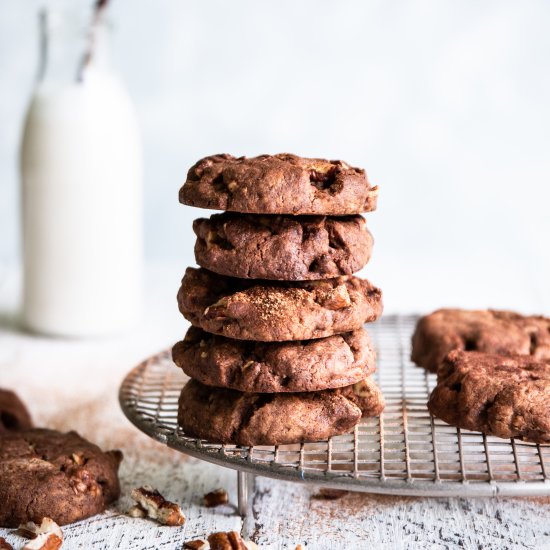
180, 153, 378, 215
177, 378, 384, 445
0, 428, 122, 527
177, 268, 383, 341
173, 327, 376, 392
411, 308, 550, 373
193, 213, 373, 280
428, 350, 550, 443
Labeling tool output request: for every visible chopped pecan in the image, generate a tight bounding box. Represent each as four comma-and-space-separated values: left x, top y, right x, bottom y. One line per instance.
322, 285, 351, 310
130, 486, 185, 526
0, 537, 13, 550
207, 531, 247, 550
22, 535, 62, 550
18, 518, 63, 541
71, 453, 84, 465
203, 488, 229, 508
18, 518, 63, 550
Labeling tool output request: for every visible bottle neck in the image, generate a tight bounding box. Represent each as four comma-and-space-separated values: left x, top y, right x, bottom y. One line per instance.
37, 7, 112, 86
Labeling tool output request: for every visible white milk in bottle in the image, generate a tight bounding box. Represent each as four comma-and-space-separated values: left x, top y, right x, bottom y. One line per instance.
20, 7, 142, 336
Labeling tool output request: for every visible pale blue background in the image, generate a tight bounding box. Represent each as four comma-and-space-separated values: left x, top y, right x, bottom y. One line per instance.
1, 0, 549, 312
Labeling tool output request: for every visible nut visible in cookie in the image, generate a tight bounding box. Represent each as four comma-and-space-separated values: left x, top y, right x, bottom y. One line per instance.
180, 153, 378, 215
428, 350, 550, 443
0, 538, 13, 550
193, 213, 373, 280
130, 486, 185, 526
177, 268, 382, 341
411, 308, 550, 373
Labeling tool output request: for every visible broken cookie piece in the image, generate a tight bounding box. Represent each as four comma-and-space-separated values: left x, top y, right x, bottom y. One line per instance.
130, 486, 185, 526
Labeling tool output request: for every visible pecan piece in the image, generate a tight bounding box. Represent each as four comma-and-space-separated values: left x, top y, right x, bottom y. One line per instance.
0, 537, 13, 550
322, 285, 351, 310
18, 518, 63, 550
203, 488, 229, 508
130, 486, 185, 526
208, 531, 248, 550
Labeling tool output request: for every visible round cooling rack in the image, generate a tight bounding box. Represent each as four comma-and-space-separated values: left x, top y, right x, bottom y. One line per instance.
119, 315, 550, 515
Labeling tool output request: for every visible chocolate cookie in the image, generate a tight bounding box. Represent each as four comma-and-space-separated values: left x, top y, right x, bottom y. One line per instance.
177, 378, 384, 446
177, 268, 383, 341
428, 350, 550, 443
411, 309, 550, 373
172, 327, 376, 393
193, 213, 373, 280
0, 389, 32, 433
0, 429, 122, 527
180, 153, 378, 215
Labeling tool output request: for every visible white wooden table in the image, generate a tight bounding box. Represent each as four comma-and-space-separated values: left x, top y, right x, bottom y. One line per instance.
1, 264, 549, 550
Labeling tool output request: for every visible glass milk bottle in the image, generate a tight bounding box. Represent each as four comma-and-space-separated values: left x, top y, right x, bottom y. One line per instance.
20, 8, 142, 336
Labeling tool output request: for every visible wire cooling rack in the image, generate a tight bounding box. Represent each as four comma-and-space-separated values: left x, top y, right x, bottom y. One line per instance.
119, 315, 550, 514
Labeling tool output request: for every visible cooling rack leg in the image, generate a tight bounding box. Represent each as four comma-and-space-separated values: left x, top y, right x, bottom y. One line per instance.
237, 471, 254, 517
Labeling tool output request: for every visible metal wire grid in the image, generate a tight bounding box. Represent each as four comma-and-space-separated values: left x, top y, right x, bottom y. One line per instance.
119, 315, 550, 497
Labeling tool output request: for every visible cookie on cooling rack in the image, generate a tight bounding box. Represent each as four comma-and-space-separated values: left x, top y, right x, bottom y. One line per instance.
193, 213, 373, 280
411, 308, 550, 373
180, 153, 378, 215
0, 388, 33, 433
177, 268, 382, 342
0, 428, 122, 527
172, 327, 376, 393
177, 378, 384, 446
428, 350, 550, 443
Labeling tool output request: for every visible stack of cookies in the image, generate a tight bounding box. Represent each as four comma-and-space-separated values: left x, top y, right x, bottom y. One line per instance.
173, 153, 385, 446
